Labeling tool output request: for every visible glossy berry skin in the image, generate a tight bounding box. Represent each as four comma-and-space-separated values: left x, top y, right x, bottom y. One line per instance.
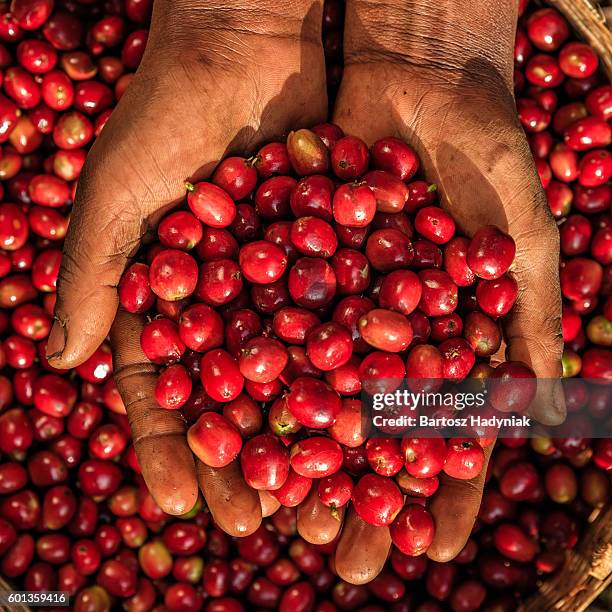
286, 377, 341, 429
359, 351, 406, 395
443, 439, 485, 480
331, 136, 369, 180
359, 308, 413, 352
476, 275, 519, 318
390, 505, 435, 556
371, 137, 419, 181
140, 318, 185, 365
196, 259, 243, 306
200, 349, 243, 402
256, 175, 296, 219
489, 361, 537, 413
526, 8, 569, 51
154, 364, 192, 410
467, 226, 516, 280
402, 433, 447, 478
365, 437, 403, 477
270, 469, 312, 507
415, 206, 456, 244
559, 214, 592, 255
560, 257, 602, 300
286, 129, 329, 175
332, 182, 377, 227
579, 150, 612, 188
272, 307, 319, 345
439, 338, 476, 381
288, 257, 336, 308
118, 263, 154, 313
331, 248, 371, 295
158, 211, 202, 250
317, 472, 353, 507
212, 156, 257, 200
149, 249, 198, 301
254, 142, 291, 178
352, 473, 404, 526
365, 170, 409, 213
187, 412, 242, 468
525, 54, 564, 88
230, 202, 260, 246
559, 42, 599, 79
493, 523, 538, 562
240, 434, 289, 491
239, 241, 287, 284
290, 437, 343, 478
238, 337, 288, 383
379, 270, 422, 315
585, 85, 612, 120
306, 322, 353, 371
178, 303, 224, 352
463, 311, 502, 357
418, 269, 458, 316
324, 355, 359, 395
11, 0, 54, 31
365, 229, 413, 272
564, 117, 611, 152
290, 216, 337, 258
186, 181, 236, 228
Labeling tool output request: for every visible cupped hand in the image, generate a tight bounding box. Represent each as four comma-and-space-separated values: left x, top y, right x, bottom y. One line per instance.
47, 1, 327, 527
317, 2, 563, 580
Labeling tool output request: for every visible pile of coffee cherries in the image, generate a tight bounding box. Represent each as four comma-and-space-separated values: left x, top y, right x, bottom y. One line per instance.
120, 121, 530, 556
0, 0, 607, 610
516, 6, 612, 386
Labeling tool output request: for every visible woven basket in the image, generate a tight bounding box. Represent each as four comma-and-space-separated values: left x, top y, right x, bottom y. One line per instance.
0, 576, 29, 612
519, 2, 612, 610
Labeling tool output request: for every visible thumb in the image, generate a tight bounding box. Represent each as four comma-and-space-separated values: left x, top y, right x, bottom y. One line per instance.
46, 172, 144, 368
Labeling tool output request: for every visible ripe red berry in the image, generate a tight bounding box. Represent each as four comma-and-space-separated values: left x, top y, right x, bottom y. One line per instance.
186, 181, 236, 228
415, 206, 456, 244
402, 433, 447, 478
331, 136, 369, 180
154, 364, 192, 409
318, 472, 353, 507
332, 182, 376, 227
390, 505, 435, 555
467, 226, 516, 280
286, 377, 341, 429
443, 439, 485, 480
187, 412, 243, 468
149, 249, 198, 301
371, 137, 419, 181
241, 434, 289, 490
239, 241, 287, 284
290, 437, 343, 478
352, 473, 404, 526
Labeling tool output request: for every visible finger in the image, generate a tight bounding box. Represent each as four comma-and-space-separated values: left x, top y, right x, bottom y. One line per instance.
259, 491, 281, 518
111, 310, 199, 515
197, 460, 262, 537
504, 210, 565, 425
427, 445, 493, 562
297, 486, 344, 545
334, 507, 391, 585
46, 168, 144, 369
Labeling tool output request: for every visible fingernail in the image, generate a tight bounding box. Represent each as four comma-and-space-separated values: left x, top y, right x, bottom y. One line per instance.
46, 321, 65, 360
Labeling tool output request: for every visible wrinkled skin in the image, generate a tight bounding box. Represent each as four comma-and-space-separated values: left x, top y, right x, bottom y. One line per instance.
47, 0, 563, 584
